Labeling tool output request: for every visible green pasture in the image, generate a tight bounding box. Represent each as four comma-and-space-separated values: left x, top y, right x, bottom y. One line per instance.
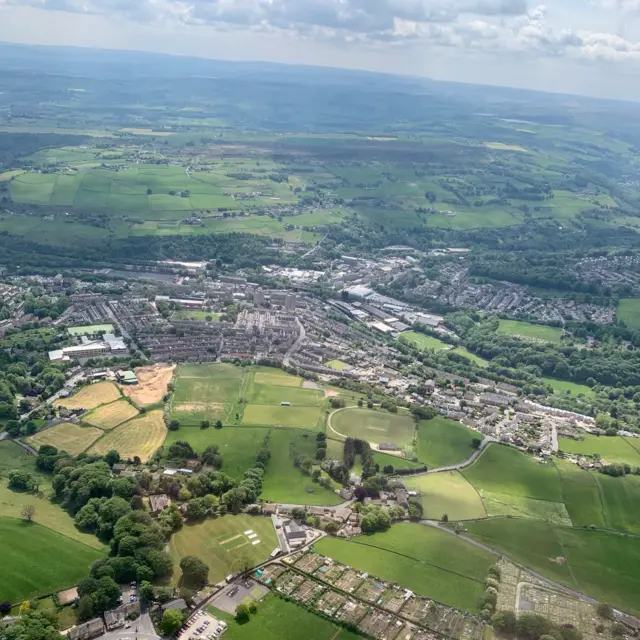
0, 441, 46, 480
315, 523, 495, 612
261, 429, 341, 505
398, 331, 449, 351
542, 377, 595, 397
402, 471, 487, 521
463, 444, 563, 502
497, 319, 562, 343
480, 491, 571, 525
554, 460, 606, 528
416, 416, 481, 468
0, 516, 104, 603
329, 408, 415, 446
169, 515, 278, 584
449, 347, 489, 367
558, 434, 640, 466
595, 473, 640, 534
464, 518, 640, 616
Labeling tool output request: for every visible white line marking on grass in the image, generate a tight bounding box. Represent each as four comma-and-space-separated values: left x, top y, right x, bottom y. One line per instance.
251, 540, 261, 545
247, 533, 257, 539
243, 530, 253, 535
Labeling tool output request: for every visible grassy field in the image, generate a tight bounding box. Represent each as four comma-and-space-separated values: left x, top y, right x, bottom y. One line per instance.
398, 331, 449, 351
617, 298, 640, 330
595, 473, 640, 534
249, 384, 323, 407
329, 408, 415, 446
402, 471, 487, 521
0, 441, 48, 480
164, 427, 266, 480
555, 459, 607, 528
450, 347, 490, 367
324, 360, 351, 371
253, 369, 304, 388
169, 515, 278, 584
242, 405, 323, 430
464, 518, 640, 616
0, 516, 104, 603
54, 381, 121, 411
315, 523, 494, 612
261, 429, 341, 505
83, 400, 139, 430
88, 410, 167, 462
463, 444, 563, 502
29, 423, 104, 456
497, 319, 563, 343
171, 310, 219, 321
416, 417, 481, 468
558, 434, 640, 466
67, 324, 114, 336
480, 492, 571, 526
209, 594, 360, 640
541, 378, 595, 397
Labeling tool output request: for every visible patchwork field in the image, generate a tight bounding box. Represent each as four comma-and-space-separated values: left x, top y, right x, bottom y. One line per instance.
29, 423, 104, 457
261, 429, 341, 506
120, 364, 174, 407
88, 410, 167, 462
398, 331, 449, 351
617, 298, 640, 330
464, 518, 640, 616
416, 417, 481, 468
0, 516, 104, 603
54, 381, 122, 411
315, 523, 494, 612
402, 471, 487, 521
497, 319, 563, 343
555, 459, 607, 528
170, 515, 278, 584
83, 400, 139, 430
329, 408, 415, 447
463, 444, 563, 502
558, 434, 640, 466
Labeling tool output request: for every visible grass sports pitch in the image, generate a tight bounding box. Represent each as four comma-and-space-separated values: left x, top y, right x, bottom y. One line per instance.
497, 319, 562, 343
398, 331, 450, 351
416, 416, 480, 467
170, 515, 278, 584
329, 408, 415, 446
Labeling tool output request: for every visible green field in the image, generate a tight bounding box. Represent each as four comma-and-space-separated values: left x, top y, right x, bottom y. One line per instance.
542, 378, 595, 397
464, 518, 640, 616
163, 427, 266, 480
450, 347, 490, 367
617, 298, 640, 330
324, 360, 351, 371
329, 408, 415, 446
480, 491, 571, 525
558, 434, 640, 466
67, 323, 114, 335
171, 310, 219, 321
261, 429, 341, 505
209, 594, 360, 640
416, 417, 481, 468
169, 515, 279, 584
0, 441, 49, 480
398, 331, 449, 351
402, 471, 487, 521
595, 473, 640, 534
314, 523, 494, 612
242, 405, 323, 430
463, 444, 563, 502
555, 459, 607, 528
497, 319, 563, 343
0, 516, 104, 603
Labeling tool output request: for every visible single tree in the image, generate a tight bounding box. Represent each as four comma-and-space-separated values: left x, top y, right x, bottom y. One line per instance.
159, 609, 184, 635
179, 556, 209, 589
22, 505, 35, 522
235, 604, 250, 624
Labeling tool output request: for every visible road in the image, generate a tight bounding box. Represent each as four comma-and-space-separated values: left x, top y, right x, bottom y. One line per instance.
20, 371, 85, 422
301, 233, 328, 259
282, 317, 306, 367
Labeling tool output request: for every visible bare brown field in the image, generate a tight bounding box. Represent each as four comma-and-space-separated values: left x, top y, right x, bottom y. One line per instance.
54, 381, 121, 411
29, 422, 104, 456
88, 410, 167, 462
120, 364, 175, 407
83, 399, 140, 430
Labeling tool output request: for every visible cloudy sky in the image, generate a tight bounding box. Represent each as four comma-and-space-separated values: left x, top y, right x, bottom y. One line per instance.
1, 0, 640, 100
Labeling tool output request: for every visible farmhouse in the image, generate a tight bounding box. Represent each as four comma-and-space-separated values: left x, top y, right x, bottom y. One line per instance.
149, 494, 170, 515
68, 618, 105, 640
104, 602, 140, 630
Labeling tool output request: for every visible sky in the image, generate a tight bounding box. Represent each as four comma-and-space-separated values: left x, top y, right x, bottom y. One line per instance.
0, 0, 640, 100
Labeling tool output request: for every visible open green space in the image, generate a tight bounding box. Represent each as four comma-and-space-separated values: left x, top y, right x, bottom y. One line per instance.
398, 331, 449, 351
541, 377, 595, 397
416, 416, 481, 468
480, 492, 571, 525
242, 405, 323, 430
595, 473, 640, 534
249, 383, 323, 407
67, 323, 114, 336
329, 408, 415, 446
558, 434, 640, 466
324, 359, 351, 371
209, 594, 360, 640
617, 298, 640, 330
463, 444, 563, 502
0, 516, 104, 603
0, 441, 48, 480
553, 460, 606, 528
402, 471, 487, 521
169, 515, 279, 584
496, 319, 562, 343
464, 518, 640, 616
315, 523, 494, 612
261, 429, 341, 505
171, 310, 219, 321
450, 347, 490, 367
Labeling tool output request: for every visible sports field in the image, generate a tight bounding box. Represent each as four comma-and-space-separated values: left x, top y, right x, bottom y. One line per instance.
171, 310, 219, 321
463, 444, 563, 502
542, 378, 594, 397
402, 471, 487, 521
0, 516, 104, 603
450, 347, 489, 367
398, 331, 449, 351
315, 523, 494, 612
54, 381, 121, 411
558, 434, 640, 466
617, 298, 640, 330
555, 459, 606, 528
497, 319, 563, 343
29, 422, 104, 456
88, 410, 167, 462
242, 405, 323, 430
67, 324, 114, 336
83, 399, 139, 430
464, 518, 640, 616
329, 408, 415, 446
416, 417, 481, 468
169, 515, 278, 584
324, 359, 351, 371
261, 429, 341, 506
